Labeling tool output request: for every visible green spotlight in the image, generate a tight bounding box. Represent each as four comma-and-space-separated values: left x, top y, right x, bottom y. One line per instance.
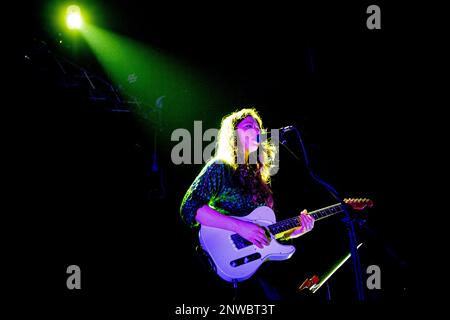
66, 5, 82, 29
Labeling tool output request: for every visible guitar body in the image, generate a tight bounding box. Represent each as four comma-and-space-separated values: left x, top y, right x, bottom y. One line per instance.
199, 206, 295, 282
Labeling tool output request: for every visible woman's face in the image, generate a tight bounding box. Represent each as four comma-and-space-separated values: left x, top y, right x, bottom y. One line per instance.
236, 116, 261, 154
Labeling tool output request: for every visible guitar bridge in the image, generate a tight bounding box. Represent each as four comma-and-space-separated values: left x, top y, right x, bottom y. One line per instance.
230, 253, 261, 267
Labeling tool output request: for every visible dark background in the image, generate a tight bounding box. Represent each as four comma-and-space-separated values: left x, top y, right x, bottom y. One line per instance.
12, 0, 437, 315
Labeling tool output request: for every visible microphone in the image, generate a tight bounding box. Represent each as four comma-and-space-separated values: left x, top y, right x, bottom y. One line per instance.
257, 126, 295, 142
278, 125, 295, 134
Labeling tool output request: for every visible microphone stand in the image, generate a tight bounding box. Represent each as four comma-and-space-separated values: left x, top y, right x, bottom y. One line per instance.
279, 127, 366, 301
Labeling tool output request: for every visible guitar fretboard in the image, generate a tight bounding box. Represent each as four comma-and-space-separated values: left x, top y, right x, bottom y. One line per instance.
267, 203, 344, 236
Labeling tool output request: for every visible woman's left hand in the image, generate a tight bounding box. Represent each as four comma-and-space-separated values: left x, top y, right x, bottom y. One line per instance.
285, 209, 315, 239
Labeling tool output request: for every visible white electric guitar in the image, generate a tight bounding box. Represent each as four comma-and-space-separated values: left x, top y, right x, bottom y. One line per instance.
199, 198, 373, 282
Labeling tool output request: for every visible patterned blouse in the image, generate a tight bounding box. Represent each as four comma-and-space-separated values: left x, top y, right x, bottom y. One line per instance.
180, 159, 268, 228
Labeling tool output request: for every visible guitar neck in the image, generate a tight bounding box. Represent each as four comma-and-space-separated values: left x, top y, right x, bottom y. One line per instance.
267, 203, 344, 237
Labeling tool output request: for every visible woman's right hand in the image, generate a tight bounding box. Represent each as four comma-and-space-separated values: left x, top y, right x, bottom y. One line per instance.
235, 220, 270, 249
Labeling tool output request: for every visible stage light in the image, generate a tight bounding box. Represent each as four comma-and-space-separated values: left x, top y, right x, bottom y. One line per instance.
66, 5, 82, 30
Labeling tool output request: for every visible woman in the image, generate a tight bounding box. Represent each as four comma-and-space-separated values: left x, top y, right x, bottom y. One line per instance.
180, 108, 315, 300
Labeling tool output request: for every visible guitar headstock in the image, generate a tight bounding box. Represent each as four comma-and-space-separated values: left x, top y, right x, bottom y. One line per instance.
343, 198, 374, 211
